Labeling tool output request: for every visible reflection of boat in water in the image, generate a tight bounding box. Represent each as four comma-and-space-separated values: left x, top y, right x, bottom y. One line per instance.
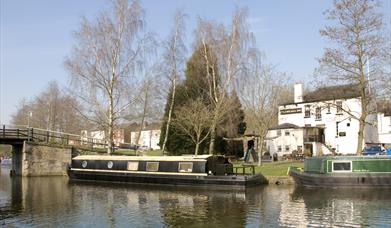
68, 155, 265, 187
289, 156, 391, 187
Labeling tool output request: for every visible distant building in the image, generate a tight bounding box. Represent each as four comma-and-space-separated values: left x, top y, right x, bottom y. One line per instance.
81, 129, 125, 146
130, 123, 161, 150
377, 101, 391, 146
266, 83, 381, 157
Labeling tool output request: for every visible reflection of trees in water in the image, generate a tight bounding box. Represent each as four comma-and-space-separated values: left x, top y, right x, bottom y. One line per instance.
291, 187, 391, 227
69, 182, 248, 227
158, 190, 248, 227
3, 174, 73, 226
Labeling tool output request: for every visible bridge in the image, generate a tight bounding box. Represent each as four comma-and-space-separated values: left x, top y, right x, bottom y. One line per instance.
0, 125, 109, 147
0, 125, 109, 177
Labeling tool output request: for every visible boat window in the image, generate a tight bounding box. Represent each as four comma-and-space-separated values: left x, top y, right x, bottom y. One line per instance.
107, 161, 113, 169
178, 162, 193, 173
332, 161, 351, 172
146, 162, 159, 172
82, 161, 88, 168
127, 162, 139, 171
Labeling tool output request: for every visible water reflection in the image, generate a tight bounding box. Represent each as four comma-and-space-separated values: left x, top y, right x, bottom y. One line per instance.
2, 165, 391, 227
289, 187, 391, 227
68, 181, 250, 227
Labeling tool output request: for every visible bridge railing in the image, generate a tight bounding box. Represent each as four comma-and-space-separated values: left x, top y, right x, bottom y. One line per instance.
1, 125, 109, 149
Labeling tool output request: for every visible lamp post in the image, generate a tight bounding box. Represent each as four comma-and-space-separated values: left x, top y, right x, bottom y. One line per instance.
27, 111, 32, 128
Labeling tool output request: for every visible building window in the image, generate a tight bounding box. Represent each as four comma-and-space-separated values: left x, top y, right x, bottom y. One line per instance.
285, 145, 290, 152
339, 132, 346, 137
277, 130, 281, 137
146, 162, 159, 172
327, 104, 331, 114
336, 101, 343, 114
347, 123, 350, 127
277, 146, 282, 152
304, 105, 311, 118
285, 130, 290, 136
315, 107, 322, 120
178, 162, 193, 173
127, 162, 139, 171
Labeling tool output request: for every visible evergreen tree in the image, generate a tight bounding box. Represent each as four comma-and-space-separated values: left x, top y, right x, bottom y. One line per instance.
160, 45, 245, 155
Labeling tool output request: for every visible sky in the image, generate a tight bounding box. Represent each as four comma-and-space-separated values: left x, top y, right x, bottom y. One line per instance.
1, 0, 390, 125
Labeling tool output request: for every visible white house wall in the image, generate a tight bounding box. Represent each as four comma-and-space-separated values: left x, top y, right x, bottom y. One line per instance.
275, 98, 364, 155
266, 128, 303, 157
130, 130, 161, 150
378, 113, 391, 144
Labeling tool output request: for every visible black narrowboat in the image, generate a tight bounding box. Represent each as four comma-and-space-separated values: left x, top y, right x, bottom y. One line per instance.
68, 155, 264, 187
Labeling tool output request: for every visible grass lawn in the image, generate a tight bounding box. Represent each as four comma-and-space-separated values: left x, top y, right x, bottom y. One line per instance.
236, 160, 304, 176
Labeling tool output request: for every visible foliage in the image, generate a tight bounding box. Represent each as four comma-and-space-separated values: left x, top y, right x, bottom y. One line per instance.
65, 0, 155, 153
317, 0, 387, 154
0, 145, 12, 158
11, 81, 86, 134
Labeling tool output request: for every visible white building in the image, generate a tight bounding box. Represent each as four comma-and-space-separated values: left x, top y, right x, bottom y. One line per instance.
130, 124, 161, 150
377, 101, 391, 145
81, 129, 125, 146
266, 83, 376, 157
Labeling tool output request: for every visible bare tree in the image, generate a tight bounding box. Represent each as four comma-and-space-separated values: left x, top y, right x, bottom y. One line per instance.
161, 10, 186, 153
173, 99, 212, 155
238, 51, 291, 165
195, 8, 254, 154
11, 81, 85, 134
65, 0, 154, 153
318, 0, 387, 154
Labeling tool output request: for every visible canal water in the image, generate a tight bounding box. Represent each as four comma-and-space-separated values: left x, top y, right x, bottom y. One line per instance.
1, 166, 391, 227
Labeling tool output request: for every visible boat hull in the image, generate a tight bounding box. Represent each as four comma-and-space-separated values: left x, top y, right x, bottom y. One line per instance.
68, 168, 265, 187
289, 168, 391, 188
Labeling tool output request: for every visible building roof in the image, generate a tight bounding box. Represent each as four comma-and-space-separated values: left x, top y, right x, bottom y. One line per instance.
303, 84, 361, 103
269, 123, 300, 130
281, 83, 362, 105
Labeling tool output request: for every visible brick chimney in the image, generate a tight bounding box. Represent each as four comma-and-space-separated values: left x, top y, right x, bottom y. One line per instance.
294, 83, 303, 103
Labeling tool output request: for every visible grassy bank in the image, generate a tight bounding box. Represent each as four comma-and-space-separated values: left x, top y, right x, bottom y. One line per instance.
236, 160, 304, 176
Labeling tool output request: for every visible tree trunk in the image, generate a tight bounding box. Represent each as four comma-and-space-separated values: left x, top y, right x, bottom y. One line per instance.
208, 125, 216, 154
356, 93, 367, 155
108, 96, 114, 154
195, 143, 199, 155
162, 84, 176, 154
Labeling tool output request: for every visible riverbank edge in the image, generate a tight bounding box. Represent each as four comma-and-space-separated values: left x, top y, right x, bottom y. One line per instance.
265, 176, 295, 185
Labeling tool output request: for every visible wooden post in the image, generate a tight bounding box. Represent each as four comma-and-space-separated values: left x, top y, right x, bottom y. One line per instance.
2, 125, 5, 138
46, 131, 49, 143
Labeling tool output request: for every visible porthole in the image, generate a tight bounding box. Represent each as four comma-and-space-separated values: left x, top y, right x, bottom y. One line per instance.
107, 161, 113, 169
82, 161, 88, 168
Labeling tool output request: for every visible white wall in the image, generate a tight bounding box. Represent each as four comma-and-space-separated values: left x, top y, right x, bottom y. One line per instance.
275, 98, 365, 155
378, 113, 391, 144
266, 128, 303, 157
130, 129, 161, 150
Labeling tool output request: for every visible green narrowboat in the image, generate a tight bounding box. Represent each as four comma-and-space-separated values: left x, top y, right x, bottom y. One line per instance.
289, 156, 391, 187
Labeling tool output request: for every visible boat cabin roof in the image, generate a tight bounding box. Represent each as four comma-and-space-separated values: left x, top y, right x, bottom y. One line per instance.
307, 155, 391, 162
73, 154, 213, 162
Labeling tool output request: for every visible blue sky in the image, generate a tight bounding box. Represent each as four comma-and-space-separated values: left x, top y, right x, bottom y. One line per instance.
1, 0, 390, 124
